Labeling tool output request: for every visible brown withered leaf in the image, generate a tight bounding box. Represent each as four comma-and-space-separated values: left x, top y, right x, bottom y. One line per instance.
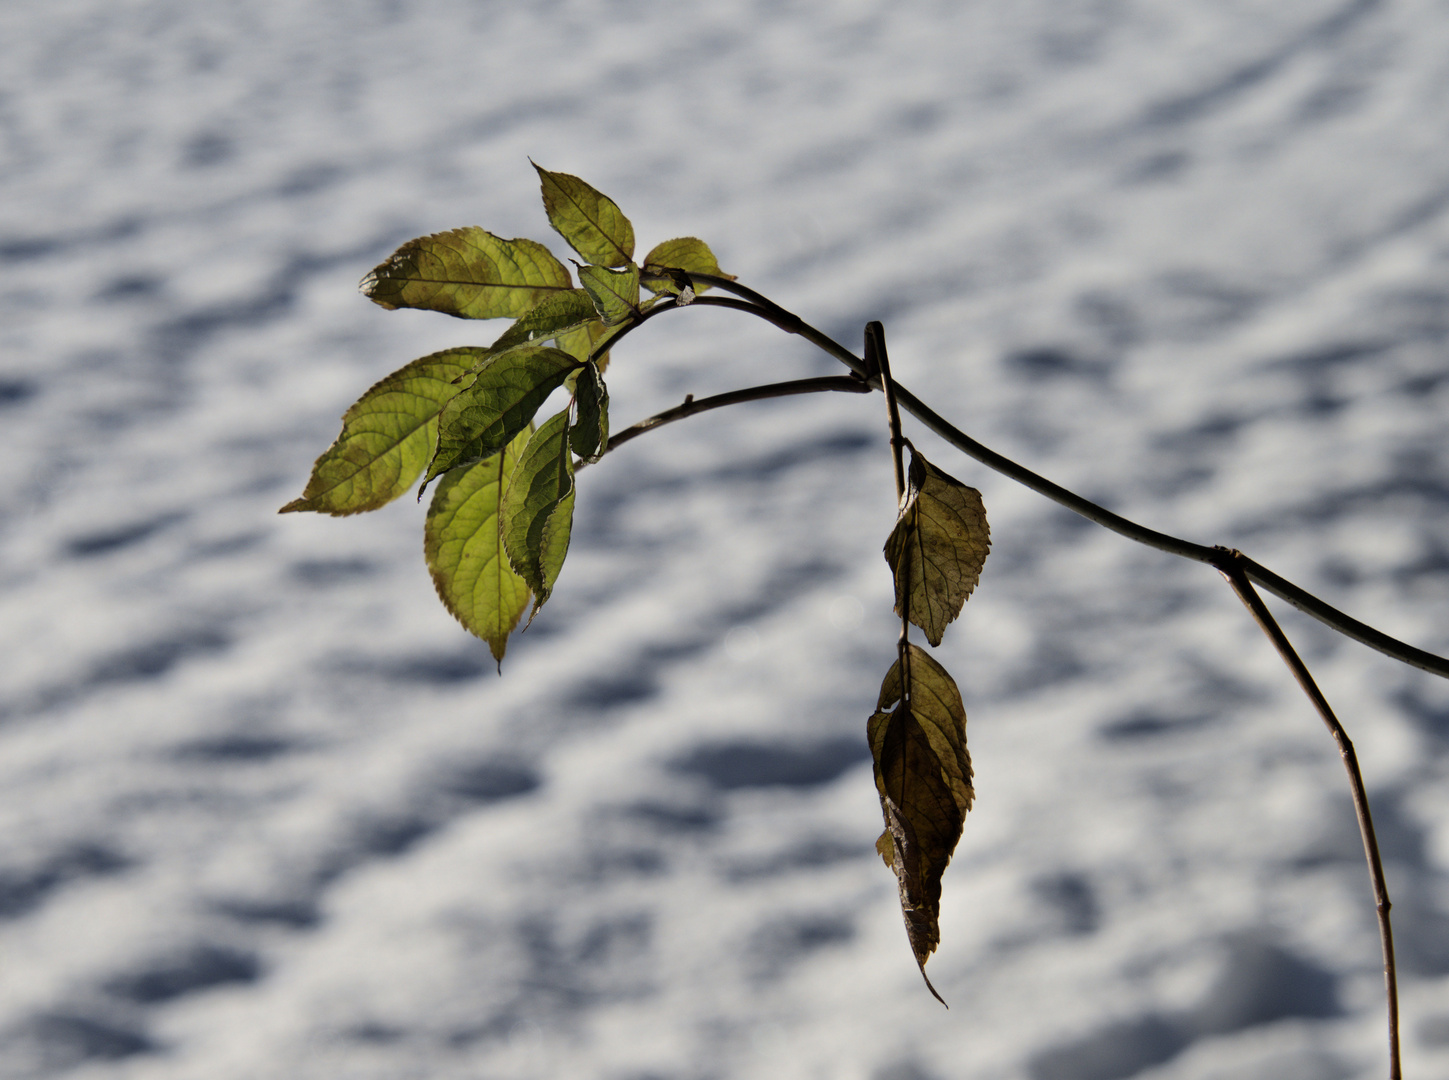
883, 450, 989, 646
868, 644, 973, 1005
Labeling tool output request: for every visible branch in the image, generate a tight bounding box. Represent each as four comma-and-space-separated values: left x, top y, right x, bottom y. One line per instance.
680, 274, 1449, 679
1219, 552, 1401, 1080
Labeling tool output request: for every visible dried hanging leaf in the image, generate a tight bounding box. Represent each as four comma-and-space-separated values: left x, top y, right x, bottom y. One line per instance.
884, 449, 990, 646
868, 644, 973, 1005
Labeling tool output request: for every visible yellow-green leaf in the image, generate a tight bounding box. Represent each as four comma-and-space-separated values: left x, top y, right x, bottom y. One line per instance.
425, 346, 580, 487
500, 409, 575, 617
361, 228, 573, 320
280, 349, 481, 516
578, 263, 640, 326
533, 164, 635, 267
884, 450, 990, 647
557, 318, 612, 374
868, 644, 973, 1005
641, 237, 732, 295
424, 427, 533, 665
491, 290, 599, 353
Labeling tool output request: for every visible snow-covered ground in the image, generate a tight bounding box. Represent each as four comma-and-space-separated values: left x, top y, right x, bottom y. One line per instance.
3, 2, 1449, 1077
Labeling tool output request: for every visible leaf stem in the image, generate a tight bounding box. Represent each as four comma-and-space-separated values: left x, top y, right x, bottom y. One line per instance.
1217, 551, 1400, 1080
678, 274, 1449, 680
869, 322, 908, 506
869, 322, 916, 698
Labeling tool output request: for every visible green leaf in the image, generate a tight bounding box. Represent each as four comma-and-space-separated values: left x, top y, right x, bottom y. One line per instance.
868, 644, 973, 1005
424, 346, 580, 487
280, 349, 481, 516
424, 427, 533, 665
641, 237, 732, 294
500, 409, 576, 617
570, 361, 609, 462
578, 263, 640, 326
557, 317, 613, 374
491, 290, 599, 353
883, 450, 990, 647
533, 164, 635, 267
361, 228, 573, 320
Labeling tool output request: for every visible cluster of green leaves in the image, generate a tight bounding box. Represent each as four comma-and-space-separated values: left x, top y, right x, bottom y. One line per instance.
284, 166, 991, 1002
281, 165, 727, 663
873, 446, 990, 1002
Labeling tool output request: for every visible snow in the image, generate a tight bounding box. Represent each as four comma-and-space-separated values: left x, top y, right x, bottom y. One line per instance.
2, 1, 1449, 1077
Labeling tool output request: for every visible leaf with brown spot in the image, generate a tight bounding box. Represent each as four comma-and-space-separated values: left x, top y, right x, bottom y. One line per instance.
361, 228, 573, 320
884, 449, 990, 646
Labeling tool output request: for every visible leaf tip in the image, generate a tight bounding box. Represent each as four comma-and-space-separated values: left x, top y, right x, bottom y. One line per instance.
920, 966, 948, 1009
358, 269, 397, 308
278, 498, 308, 514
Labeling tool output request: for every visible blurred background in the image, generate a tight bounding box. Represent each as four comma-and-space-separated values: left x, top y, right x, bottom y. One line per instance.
2, 1, 1449, 1077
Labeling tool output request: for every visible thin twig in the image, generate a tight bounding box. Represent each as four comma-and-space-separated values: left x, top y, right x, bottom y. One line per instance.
580, 375, 871, 468
1218, 551, 1401, 1080
678, 275, 1449, 679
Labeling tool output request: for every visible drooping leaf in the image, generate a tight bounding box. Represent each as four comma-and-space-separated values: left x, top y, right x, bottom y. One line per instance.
868, 644, 973, 1005
578, 263, 640, 326
884, 450, 990, 646
499, 409, 575, 616
361, 228, 573, 320
424, 427, 533, 665
280, 349, 481, 516
491, 289, 599, 353
557, 317, 612, 374
423, 347, 580, 487
641, 237, 732, 295
533, 164, 635, 267
570, 361, 609, 462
